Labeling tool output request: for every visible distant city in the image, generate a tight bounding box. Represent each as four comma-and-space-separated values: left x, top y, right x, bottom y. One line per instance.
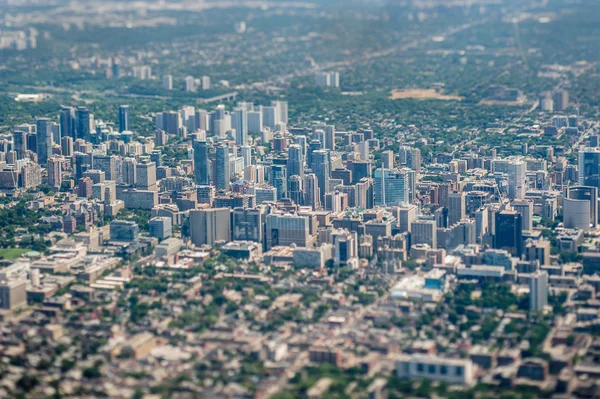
0, 0, 599, 398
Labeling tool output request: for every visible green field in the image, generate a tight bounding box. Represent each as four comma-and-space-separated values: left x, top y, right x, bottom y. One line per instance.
0, 248, 28, 260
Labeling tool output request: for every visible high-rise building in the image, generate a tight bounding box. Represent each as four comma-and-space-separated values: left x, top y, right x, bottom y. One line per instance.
331, 229, 358, 266
287, 144, 304, 178
184, 76, 195, 92
566, 186, 598, 231
215, 145, 231, 190
494, 210, 523, 257
118, 105, 129, 132
47, 157, 62, 188
232, 108, 248, 146
553, 90, 569, 112
265, 213, 313, 250
406, 148, 421, 172
122, 157, 137, 186
75, 107, 91, 142
110, 220, 139, 242
162, 74, 173, 90
270, 165, 287, 200
312, 150, 330, 203
61, 136, 73, 157
492, 159, 527, 199
288, 175, 304, 205
233, 207, 265, 244
92, 155, 117, 181
374, 168, 409, 206
381, 150, 394, 169
271, 100, 288, 125
411, 220, 437, 249
578, 148, 600, 191
448, 192, 466, 226
136, 161, 157, 191
530, 270, 548, 312
193, 140, 210, 185
35, 118, 53, 165
13, 131, 27, 159
189, 208, 231, 246
304, 174, 320, 210
59, 107, 76, 139
513, 199, 534, 231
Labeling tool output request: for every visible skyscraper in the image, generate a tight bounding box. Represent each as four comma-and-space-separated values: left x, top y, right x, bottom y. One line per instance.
75, 107, 91, 142
311, 150, 330, 203
494, 210, 523, 257
93, 155, 117, 181
193, 140, 210, 185
59, 107, 76, 139
162, 74, 173, 90
35, 118, 53, 165
287, 144, 304, 178
118, 105, 129, 132
304, 173, 320, 210
530, 270, 548, 312
374, 168, 409, 206
411, 220, 437, 249
47, 157, 62, 188
448, 192, 466, 226
136, 161, 157, 191
122, 157, 137, 186
492, 158, 527, 199
270, 164, 287, 200
232, 108, 248, 146
579, 147, 600, 191
13, 131, 27, 159
215, 145, 231, 190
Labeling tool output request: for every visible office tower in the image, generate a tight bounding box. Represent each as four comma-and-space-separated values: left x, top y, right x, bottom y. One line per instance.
578, 147, 600, 190
122, 157, 137, 186
75, 107, 91, 142
262, 106, 277, 129
474, 207, 489, 243
118, 105, 129, 132
232, 108, 248, 146
530, 270, 548, 312
304, 174, 320, 210
525, 239, 551, 266
233, 207, 265, 244
331, 229, 358, 266
492, 159, 527, 199
93, 155, 117, 181
240, 146, 252, 168
265, 213, 313, 250
270, 165, 287, 200
553, 90, 569, 112
374, 168, 409, 206
307, 139, 322, 167
567, 186, 598, 228
448, 192, 466, 226
215, 145, 231, 190
406, 148, 422, 172
355, 178, 374, 209
184, 76, 195, 92
411, 220, 437, 249
311, 150, 330, 203
149, 217, 172, 241
162, 74, 173, 90
133, 161, 155, 191
287, 144, 304, 178
399, 205, 418, 233
47, 157, 62, 188
350, 160, 372, 184
357, 141, 369, 161
61, 136, 73, 157
381, 150, 394, 169
189, 208, 231, 246
35, 118, 53, 165
272, 100, 288, 124
13, 131, 27, 159
317, 124, 335, 151
406, 168, 417, 203
494, 210, 523, 257
248, 110, 263, 134
288, 175, 304, 205
193, 140, 210, 186
201, 76, 211, 90
59, 107, 76, 139
513, 199, 534, 231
